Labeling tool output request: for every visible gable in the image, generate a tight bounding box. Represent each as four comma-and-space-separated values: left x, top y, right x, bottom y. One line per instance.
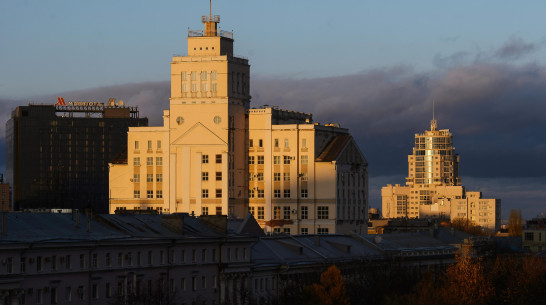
171, 122, 227, 146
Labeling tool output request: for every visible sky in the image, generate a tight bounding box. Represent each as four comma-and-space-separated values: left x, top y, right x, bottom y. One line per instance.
1, 1, 546, 219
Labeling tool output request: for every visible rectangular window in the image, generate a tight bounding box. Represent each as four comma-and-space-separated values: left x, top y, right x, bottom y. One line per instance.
283, 206, 290, 220
283, 156, 290, 164
202, 189, 209, 198
274, 156, 281, 165
134, 141, 139, 150
92, 254, 98, 268
133, 157, 140, 166
259, 139, 263, 147
192, 83, 198, 92
182, 72, 187, 80
80, 254, 86, 269
283, 173, 290, 181
216, 172, 222, 181
257, 156, 264, 165
301, 155, 308, 164
301, 228, 308, 235
273, 206, 281, 220
201, 71, 207, 80
249, 206, 255, 216
156, 190, 163, 199
211, 71, 217, 80
248, 189, 254, 198
147, 174, 153, 182
133, 190, 140, 198
301, 206, 308, 219
147, 190, 153, 198
302, 138, 307, 148
133, 174, 140, 182
202, 155, 209, 163
147, 157, 153, 166
257, 189, 264, 198
258, 207, 264, 220
301, 189, 308, 198
283, 228, 291, 234
156, 174, 163, 182
216, 207, 222, 215
216, 154, 222, 163
156, 157, 163, 166
301, 173, 308, 181
182, 83, 188, 92
284, 190, 291, 198
274, 189, 281, 198
202, 207, 209, 215
65, 287, 72, 302
148, 140, 152, 150
274, 173, 281, 181
20, 257, 26, 273
318, 206, 329, 219
248, 156, 255, 165
318, 228, 329, 235
157, 140, 162, 150
257, 173, 264, 181
191, 71, 198, 80
211, 83, 218, 92
92, 284, 98, 300
202, 172, 209, 181
216, 189, 222, 198
249, 139, 253, 147
201, 83, 207, 91
274, 139, 279, 148
284, 139, 289, 148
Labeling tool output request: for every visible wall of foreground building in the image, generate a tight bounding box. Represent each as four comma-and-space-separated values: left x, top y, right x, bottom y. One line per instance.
0, 212, 471, 305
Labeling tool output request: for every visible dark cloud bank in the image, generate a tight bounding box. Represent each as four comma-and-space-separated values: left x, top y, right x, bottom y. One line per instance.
2, 61, 546, 219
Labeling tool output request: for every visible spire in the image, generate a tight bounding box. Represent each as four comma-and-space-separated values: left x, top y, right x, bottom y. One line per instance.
430, 99, 437, 131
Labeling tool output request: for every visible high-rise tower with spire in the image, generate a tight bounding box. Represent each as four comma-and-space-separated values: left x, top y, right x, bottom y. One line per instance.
381, 116, 500, 231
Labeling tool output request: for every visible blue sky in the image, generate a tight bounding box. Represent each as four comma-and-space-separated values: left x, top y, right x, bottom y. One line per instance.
2, 1, 546, 97
1, 1, 546, 219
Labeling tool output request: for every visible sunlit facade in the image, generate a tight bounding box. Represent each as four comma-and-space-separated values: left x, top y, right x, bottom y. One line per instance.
109, 13, 368, 234
382, 119, 500, 231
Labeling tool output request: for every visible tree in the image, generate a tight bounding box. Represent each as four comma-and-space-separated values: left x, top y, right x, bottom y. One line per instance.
508, 209, 523, 236
451, 218, 486, 236
303, 265, 350, 305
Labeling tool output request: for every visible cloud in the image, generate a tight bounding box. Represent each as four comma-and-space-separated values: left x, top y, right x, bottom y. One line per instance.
495, 36, 538, 60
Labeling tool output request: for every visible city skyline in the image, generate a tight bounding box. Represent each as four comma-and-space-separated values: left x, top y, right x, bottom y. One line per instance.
1, 1, 545, 219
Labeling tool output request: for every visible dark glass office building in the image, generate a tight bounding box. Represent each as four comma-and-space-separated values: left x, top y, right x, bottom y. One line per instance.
5, 101, 148, 213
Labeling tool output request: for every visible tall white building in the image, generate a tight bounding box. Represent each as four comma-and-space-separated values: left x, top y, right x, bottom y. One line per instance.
109, 12, 368, 234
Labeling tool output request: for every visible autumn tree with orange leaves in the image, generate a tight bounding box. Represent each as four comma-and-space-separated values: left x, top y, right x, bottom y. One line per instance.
302, 265, 350, 305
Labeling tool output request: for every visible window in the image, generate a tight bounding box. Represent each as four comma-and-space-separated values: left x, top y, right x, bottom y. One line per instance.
36, 289, 43, 304
135, 141, 139, 150
20, 257, 26, 273
301, 228, 308, 235
191, 83, 198, 92
318, 206, 329, 219
156, 174, 163, 182
91, 254, 98, 268
274, 156, 281, 164
147, 157, 153, 166
216, 154, 222, 163
148, 140, 152, 150
248, 189, 254, 198
274, 189, 281, 198
524, 232, 534, 241
257, 189, 264, 198
249, 206, 255, 216
201, 83, 207, 91
259, 139, 263, 147
318, 228, 329, 235
301, 173, 308, 181
6, 257, 12, 274
284, 156, 291, 164
301, 189, 308, 198
273, 206, 281, 219
283, 173, 290, 181
202, 155, 209, 163
133, 157, 140, 166
216, 172, 222, 181
216, 189, 222, 198
284, 189, 291, 198
147, 174, 153, 182
301, 206, 308, 219
283, 206, 290, 220
133, 174, 140, 182
249, 139, 254, 147
80, 254, 86, 269
156, 190, 163, 199
257, 156, 264, 164
301, 155, 308, 164
258, 207, 264, 220
191, 71, 198, 80
216, 207, 222, 215
147, 190, 153, 198
181, 72, 187, 80
202, 207, 209, 215
302, 138, 307, 148
273, 173, 281, 181
283, 228, 291, 234
274, 139, 279, 148
182, 83, 188, 92
202, 189, 209, 198
156, 157, 163, 166
248, 156, 255, 165
92, 284, 98, 300
201, 71, 207, 80
65, 287, 72, 302
211, 83, 218, 92
133, 190, 140, 198
257, 173, 264, 181
202, 172, 209, 181
157, 140, 162, 150
284, 139, 289, 148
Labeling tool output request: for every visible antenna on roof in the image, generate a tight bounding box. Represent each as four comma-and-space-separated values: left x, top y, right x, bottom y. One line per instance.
210, 0, 212, 20
430, 99, 437, 131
